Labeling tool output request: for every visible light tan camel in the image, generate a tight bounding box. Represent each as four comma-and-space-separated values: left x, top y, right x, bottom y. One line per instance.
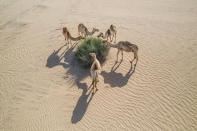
78, 23, 99, 37
110, 24, 117, 42
106, 41, 138, 66
89, 53, 101, 94
62, 27, 83, 47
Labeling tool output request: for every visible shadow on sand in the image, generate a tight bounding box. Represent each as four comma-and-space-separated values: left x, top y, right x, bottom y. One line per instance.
71, 84, 95, 123
46, 42, 95, 124
46, 43, 136, 123
46, 44, 68, 68
101, 61, 136, 88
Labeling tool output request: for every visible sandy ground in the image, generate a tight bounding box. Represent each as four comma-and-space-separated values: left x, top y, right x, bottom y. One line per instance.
0, 0, 197, 130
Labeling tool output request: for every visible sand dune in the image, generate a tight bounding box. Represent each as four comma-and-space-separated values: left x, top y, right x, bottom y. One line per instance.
1, 0, 197, 130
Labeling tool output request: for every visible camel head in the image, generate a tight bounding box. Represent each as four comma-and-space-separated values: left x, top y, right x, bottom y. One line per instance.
93, 28, 99, 33
89, 53, 97, 59
62, 27, 68, 33
110, 24, 116, 30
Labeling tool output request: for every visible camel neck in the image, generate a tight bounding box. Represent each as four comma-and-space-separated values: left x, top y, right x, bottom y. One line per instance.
93, 57, 97, 60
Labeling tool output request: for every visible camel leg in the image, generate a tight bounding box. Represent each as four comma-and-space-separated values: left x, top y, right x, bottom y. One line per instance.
68, 38, 71, 48
135, 53, 138, 66
130, 58, 135, 64
113, 34, 115, 43
65, 37, 67, 45
111, 34, 114, 42
70, 39, 72, 45
130, 52, 137, 65
110, 36, 112, 42
114, 33, 116, 43
84, 32, 87, 37
93, 79, 96, 94
121, 50, 123, 61
95, 80, 98, 93
116, 49, 120, 62
91, 79, 94, 86
67, 38, 69, 47
92, 79, 95, 94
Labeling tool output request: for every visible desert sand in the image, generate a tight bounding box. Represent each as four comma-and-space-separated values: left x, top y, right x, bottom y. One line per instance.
0, 0, 197, 130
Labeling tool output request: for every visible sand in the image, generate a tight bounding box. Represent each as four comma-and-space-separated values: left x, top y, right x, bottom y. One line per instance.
0, 0, 197, 130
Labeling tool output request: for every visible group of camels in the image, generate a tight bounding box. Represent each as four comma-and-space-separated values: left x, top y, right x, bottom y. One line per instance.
62, 23, 138, 93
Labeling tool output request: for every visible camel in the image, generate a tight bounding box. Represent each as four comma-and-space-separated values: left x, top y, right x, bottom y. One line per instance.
89, 53, 101, 94
106, 41, 138, 66
62, 27, 83, 47
97, 24, 117, 42
97, 29, 112, 42
110, 24, 117, 43
78, 23, 99, 37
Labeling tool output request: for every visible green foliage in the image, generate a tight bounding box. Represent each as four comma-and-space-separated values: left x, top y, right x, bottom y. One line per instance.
74, 37, 109, 67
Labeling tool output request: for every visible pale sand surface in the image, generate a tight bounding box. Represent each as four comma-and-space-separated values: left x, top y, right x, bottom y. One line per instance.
0, 0, 197, 130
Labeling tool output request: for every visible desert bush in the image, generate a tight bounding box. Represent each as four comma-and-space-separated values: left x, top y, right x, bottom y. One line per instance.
74, 37, 109, 67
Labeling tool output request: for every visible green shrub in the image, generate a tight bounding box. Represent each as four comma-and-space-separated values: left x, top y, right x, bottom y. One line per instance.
74, 37, 109, 67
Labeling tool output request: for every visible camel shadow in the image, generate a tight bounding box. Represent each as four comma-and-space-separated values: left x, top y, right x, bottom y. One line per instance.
45, 41, 91, 89
46, 45, 68, 68
63, 44, 96, 124
71, 84, 95, 123
101, 61, 136, 88
46, 42, 95, 123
